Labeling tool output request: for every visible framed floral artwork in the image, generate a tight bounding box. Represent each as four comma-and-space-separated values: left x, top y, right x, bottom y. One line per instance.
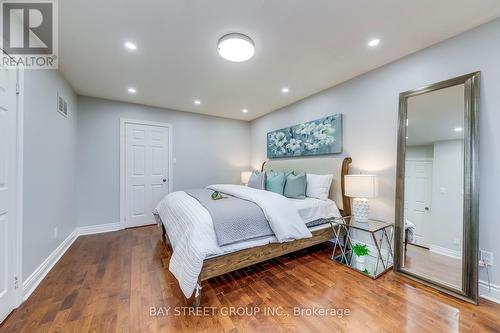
267, 114, 342, 158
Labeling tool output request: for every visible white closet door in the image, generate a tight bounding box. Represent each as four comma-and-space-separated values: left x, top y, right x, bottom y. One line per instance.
0, 67, 18, 323
405, 160, 433, 247
124, 123, 170, 228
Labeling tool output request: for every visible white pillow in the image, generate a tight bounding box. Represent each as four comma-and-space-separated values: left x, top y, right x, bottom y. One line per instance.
306, 174, 334, 200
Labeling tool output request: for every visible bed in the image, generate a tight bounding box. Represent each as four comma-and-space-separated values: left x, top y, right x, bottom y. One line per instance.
154, 156, 352, 306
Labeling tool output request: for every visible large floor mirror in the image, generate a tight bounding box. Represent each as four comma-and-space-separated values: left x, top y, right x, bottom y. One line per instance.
394, 72, 480, 303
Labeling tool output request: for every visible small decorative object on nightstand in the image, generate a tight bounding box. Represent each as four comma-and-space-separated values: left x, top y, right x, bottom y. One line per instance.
351, 243, 369, 271
241, 171, 252, 185
344, 174, 378, 222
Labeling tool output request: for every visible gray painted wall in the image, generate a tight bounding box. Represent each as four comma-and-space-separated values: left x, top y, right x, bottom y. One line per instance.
429, 140, 463, 254
23, 70, 78, 279
406, 145, 434, 159
76, 97, 251, 227
250, 18, 500, 288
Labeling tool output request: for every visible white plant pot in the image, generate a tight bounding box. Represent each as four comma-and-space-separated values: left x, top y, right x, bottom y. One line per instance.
356, 256, 366, 271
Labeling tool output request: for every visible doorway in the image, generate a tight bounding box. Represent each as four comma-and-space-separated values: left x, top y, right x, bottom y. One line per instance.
0, 67, 22, 323
404, 159, 433, 247
120, 119, 173, 228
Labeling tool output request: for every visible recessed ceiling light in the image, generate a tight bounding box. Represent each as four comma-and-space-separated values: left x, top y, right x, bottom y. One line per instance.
217, 33, 255, 62
194, 100, 201, 105
368, 39, 380, 47
454, 127, 463, 132
281, 87, 289, 94
125, 42, 137, 50
242, 109, 248, 113
128, 87, 137, 94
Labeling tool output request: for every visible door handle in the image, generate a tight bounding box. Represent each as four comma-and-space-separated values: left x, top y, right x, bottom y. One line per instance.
425, 207, 429, 211
163, 178, 167, 183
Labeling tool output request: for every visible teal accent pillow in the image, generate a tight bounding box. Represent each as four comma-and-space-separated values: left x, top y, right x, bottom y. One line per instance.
284, 172, 307, 199
265, 171, 287, 195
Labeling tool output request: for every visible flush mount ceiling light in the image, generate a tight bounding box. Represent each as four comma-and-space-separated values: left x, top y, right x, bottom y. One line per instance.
128, 87, 137, 94
368, 38, 380, 47
217, 33, 255, 62
125, 41, 137, 50
281, 87, 289, 94
242, 109, 248, 113
194, 100, 201, 105
454, 127, 463, 132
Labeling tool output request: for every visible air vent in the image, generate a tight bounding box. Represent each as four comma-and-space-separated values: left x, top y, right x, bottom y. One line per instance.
57, 93, 68, 117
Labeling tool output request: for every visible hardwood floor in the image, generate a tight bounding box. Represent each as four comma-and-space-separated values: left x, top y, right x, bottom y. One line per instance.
1, 225, 499, 333
404, 244, 462, 289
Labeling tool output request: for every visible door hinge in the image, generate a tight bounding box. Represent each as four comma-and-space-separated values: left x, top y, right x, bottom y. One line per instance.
14, 276, 19, 289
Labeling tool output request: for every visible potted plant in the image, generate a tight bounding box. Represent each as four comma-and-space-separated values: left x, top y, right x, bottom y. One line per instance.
351, 243, 369, 271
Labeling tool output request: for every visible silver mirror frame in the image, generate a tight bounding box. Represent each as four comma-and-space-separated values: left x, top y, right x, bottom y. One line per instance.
394, 72, 480, 304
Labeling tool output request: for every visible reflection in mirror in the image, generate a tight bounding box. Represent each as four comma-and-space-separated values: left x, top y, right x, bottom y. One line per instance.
402, 84, 465, 290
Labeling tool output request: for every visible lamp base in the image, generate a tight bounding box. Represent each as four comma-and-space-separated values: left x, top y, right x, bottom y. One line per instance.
352, 198, 369, 222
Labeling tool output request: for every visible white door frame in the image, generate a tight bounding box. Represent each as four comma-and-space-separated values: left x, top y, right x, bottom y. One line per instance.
119, 119, 173, 229
1, 66, 24, 320
405, 157, 433, 247
14, 68, 24, 307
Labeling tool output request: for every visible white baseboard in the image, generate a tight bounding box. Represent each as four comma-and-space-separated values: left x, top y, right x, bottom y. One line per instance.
22, 229, 78, 301
479, 280, 500, 304
77, 222, 122, 236
429, 245, 462, 260
22, 222, 123, 301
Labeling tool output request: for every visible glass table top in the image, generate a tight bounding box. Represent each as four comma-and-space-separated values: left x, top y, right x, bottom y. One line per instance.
332, 216, 394, 233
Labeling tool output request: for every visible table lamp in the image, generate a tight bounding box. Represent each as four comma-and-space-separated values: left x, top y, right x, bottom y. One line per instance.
344, 174, 378, 222
241, 171, 252, 185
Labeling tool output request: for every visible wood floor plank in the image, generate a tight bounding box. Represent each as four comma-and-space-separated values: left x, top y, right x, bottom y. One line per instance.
1, 225, 499, 333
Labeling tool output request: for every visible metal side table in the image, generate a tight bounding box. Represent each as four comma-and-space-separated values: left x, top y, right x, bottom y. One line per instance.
330, 216, 394, 279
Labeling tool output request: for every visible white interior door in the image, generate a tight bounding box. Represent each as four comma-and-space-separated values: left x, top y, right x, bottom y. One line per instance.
123, 122, 171, 228
404, 160, 433, 247
0, 67, 18, 322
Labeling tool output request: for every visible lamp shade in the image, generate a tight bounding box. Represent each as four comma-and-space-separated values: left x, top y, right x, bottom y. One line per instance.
241, 171, 252, 184
345, 175, 378, 198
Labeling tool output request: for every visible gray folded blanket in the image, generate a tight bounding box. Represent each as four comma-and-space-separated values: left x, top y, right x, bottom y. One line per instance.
185, 189, 274, 246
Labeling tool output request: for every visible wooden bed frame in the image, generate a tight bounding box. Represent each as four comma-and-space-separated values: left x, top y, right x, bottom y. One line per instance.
157, 157, 352, 307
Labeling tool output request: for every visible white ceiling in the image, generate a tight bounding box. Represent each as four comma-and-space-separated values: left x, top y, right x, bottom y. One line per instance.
59, 0, 500, 120
407, 84, 464, 147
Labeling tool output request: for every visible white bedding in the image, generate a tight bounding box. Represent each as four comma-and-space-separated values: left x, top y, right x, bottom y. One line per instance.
215, 197, 340, 256
155, 185, 312, 298
155, 185, 342, 298
289, 197, 341, 223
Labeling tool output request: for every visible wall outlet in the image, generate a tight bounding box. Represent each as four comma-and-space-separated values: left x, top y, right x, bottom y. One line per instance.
53, 226, 58, 239
480, 250, 494, 266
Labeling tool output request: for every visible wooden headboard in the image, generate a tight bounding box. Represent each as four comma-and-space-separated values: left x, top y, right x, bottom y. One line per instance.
261, 156, 352, 216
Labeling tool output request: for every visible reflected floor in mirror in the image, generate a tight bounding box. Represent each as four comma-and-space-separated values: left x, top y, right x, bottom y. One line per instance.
404, 243, 462, 289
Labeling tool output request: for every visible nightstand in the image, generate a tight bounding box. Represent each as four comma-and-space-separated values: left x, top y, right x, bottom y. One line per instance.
330, 216, 394, 279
